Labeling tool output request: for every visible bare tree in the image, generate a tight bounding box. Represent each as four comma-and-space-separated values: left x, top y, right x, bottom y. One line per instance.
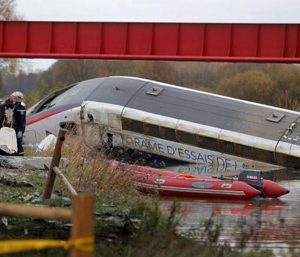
0, 0, 19, 20
51, 60, 99, 85
0, 0, 22, 93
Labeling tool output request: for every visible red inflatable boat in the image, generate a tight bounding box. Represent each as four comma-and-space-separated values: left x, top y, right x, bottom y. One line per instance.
109, 161, 289, 200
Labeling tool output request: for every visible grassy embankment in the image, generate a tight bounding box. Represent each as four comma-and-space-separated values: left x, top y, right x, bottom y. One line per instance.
0, 134, 291, 257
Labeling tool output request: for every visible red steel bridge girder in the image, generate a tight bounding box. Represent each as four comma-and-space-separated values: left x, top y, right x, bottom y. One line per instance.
0, 21, 300, 62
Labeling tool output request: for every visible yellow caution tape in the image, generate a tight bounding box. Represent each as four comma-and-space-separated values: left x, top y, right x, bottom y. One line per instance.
0, 237, 94, 255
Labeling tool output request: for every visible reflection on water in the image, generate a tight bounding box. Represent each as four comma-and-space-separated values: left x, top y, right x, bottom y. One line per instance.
160, 197, 287, 227
165, 162, 283, 177
159, 164, 300, 251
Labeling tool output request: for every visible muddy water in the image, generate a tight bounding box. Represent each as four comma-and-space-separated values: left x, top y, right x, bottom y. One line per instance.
159, 165, 300, 252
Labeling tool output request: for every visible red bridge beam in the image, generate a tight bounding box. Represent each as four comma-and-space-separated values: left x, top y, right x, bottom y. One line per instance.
0, 21, 300, 62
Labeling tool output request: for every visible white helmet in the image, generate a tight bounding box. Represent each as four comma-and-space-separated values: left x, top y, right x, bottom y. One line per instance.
11, 91, 24, 100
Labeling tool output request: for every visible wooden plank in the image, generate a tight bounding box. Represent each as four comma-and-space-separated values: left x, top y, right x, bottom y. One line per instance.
43, 129, 68, 199
0, 202, 71, 221
53, 166, 78, 197
71, 194, 94, 257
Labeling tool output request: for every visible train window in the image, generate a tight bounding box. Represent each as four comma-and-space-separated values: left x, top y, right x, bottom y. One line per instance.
143, 123, 160, 137
29, 79, 102, 114
122, 118, 144, 133
176, 130, 197, 145
28, 85, 73, 114
48, 82, 95, 107
159, 127, 176, 141
197, 135, 219, 150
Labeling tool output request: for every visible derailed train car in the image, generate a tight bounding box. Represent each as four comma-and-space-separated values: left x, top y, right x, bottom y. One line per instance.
25, 76, 300, 168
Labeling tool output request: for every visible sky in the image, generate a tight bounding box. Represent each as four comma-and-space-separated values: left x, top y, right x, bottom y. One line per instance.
16, 0, 300, 23
15, 0, 300, 71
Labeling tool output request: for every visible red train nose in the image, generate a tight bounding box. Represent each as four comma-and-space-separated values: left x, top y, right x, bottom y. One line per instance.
261, 180, 290, 198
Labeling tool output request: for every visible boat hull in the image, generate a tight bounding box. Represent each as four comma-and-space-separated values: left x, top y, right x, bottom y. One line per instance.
109, 160, 289, 200
135, 177, 260, 200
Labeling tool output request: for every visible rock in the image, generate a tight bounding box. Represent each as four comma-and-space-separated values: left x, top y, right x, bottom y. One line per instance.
17, 181, 35, 188
1, 217, 8, 228
0, 156, 69, 170
21, 194, 34, 202
31, 197, 43, 204
50, 193, 72, 205
0, 177, 16, 186
0, 176, 35, 188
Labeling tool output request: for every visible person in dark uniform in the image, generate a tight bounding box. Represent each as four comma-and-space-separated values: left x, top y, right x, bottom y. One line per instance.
11, 91, 26, 156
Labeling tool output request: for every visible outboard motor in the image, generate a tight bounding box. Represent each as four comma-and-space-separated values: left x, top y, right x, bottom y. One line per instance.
238, 169, 263, 190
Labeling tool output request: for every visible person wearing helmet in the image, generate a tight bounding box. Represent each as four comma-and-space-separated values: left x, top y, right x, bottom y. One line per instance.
11, 91, 26, 156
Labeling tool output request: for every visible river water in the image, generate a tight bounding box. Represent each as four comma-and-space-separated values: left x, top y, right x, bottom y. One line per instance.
158, 164, 300, 253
